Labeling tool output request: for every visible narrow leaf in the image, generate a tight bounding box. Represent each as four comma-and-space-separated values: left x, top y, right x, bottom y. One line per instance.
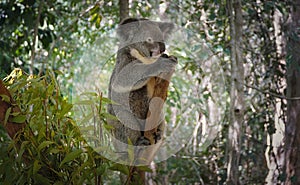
74, 100, 94, 105
10, 114, 26, 123
137, 165, 153, 172
80, 112, 93, 124
127, 138, 134, 162
38, 141, 55, 152
60, 149, 83, 167
33, 160, 41, 174
0, 94, 10, 103
109, 163, 129, 175
59, 103, 73, 118
4, 107, 11, 125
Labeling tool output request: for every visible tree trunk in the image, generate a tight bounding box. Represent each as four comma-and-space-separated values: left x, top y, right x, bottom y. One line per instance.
119, 0, 129, 22
285, 2, 300, 184
226, 0, 244, 184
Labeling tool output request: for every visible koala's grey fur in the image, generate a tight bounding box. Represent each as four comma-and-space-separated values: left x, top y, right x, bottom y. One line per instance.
107, 18, 177, 155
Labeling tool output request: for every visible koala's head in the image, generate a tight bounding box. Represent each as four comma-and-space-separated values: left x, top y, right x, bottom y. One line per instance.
117, 18, 175, 57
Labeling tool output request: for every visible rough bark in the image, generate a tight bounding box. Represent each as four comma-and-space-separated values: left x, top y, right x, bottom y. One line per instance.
285, 2, 300, 184
226, 0, 244, 184
265, 8, 286, 184
119, 0, 129, 22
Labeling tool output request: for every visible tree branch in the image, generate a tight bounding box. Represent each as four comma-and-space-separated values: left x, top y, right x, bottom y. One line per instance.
244, 83, 300, 100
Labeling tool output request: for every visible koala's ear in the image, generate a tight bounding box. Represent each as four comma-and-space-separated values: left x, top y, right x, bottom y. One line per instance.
157, 22, 175, 40
120, 17, 140, 25
117, 18, 148, 42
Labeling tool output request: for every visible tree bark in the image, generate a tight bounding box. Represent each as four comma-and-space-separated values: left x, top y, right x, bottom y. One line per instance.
119, 0, 129, 22
265, 8, 286, 184
226, 0, 244, 184
285, 2, 300, 184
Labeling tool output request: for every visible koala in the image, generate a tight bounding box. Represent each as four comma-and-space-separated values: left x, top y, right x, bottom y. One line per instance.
107, 18, 177, 154
130, 48, 161, 64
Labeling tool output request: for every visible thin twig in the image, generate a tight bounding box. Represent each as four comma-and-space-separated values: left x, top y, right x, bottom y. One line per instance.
244, 83, 300, 100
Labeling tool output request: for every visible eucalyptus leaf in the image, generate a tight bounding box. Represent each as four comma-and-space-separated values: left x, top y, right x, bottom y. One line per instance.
60, 149, 83, 167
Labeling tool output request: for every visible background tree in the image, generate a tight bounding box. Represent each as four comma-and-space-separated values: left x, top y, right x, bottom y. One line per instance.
285, 1, 300, 184
227, 0, 244, 184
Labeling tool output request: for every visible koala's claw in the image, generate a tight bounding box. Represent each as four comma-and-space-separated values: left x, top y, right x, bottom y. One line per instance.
169, 55, 178, 63
161, 53, 169, 58
136, 136, 151, 146
154, 129, 162, 143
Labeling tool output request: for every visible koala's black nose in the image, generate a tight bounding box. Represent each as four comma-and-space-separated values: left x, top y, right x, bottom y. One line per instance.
159, 42, 165, 53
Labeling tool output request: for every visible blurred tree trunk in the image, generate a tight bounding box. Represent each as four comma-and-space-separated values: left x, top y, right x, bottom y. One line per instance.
226, 0, 244, 184
265, 8, 286, 184
119, 0, 129, 22
285, 2, 300, 184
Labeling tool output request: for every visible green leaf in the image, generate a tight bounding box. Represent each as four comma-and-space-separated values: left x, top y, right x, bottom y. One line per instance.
80, 92, 98, 97
127, 138, 134, 162
109, 163, 129, 175
49, 148, 61, 154
90, 13, 98, 22
10, 114, 26, 123
101, 112, 118, 120
60, 149, 83, 167
137, 165, 152, 173
0, 94, 10, 103
17, 141, 30, 162
96, 15, 102, 28
4, 107, 11, 125
80, 112, 93, 124
34, 174, 51, 185
33, 160, 41, 174
74, 100, 94, 105
101, 97, 118, 104
103, 123, 115, 130
38, 141, 55, 152
59, 103, 73, 118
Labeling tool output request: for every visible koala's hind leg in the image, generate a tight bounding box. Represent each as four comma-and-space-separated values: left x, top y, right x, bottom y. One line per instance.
135, 136, 151, 146
130, 48, 160, 64
144, 77, 171, 144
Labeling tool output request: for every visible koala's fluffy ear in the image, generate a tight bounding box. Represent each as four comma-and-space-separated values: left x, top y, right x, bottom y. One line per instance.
117, 18, 148, 42
117, 18, 137, 42
157, 22, 175, 40
120, 17, 146, 25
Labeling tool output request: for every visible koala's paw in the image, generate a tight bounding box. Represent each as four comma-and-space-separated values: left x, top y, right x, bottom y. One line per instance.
169, 55, 178, 63
160, 54, 177, 63
154, 129, 162, 143
161, 53, 169, 58
136, 136, 151, 146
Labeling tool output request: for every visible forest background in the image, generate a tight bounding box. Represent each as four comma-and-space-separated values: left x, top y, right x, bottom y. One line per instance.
0, 0, 299, 184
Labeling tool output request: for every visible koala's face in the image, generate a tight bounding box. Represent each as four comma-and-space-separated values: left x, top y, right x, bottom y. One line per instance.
117, 18, 175, 57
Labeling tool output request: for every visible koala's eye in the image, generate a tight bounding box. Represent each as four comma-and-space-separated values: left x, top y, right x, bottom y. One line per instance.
146, 37, 153, 43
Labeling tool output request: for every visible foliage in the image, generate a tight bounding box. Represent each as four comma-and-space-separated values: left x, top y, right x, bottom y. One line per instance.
0, 69, 118, 184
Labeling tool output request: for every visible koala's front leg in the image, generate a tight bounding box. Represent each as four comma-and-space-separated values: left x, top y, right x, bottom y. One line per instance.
130, 48, 160, 64
112, 57, 177, 93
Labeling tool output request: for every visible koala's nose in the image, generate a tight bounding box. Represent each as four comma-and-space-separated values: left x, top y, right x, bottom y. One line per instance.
159, 42, 165, 53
